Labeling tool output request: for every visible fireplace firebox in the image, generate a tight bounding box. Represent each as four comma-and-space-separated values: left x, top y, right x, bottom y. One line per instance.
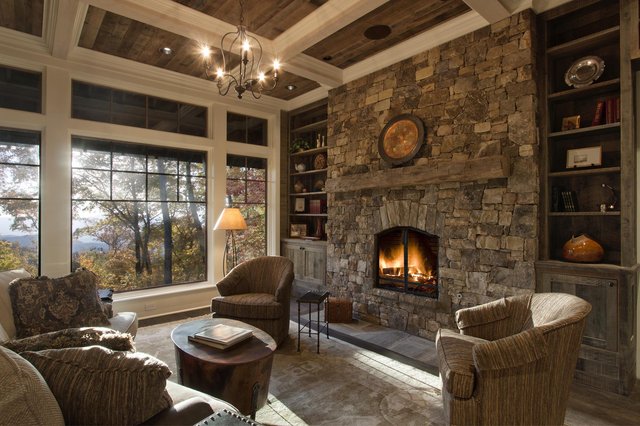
375, 227, 438, 298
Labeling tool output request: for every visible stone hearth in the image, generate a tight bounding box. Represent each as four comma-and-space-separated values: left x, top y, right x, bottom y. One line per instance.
325, 11, 540, 339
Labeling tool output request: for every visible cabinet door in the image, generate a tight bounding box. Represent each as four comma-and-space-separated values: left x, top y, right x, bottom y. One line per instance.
541, 273, 617, 351
302, 244, 326, 284
282, 243, 305, 278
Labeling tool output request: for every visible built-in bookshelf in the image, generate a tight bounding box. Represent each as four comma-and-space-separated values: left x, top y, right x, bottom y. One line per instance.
536, 0, 637, 395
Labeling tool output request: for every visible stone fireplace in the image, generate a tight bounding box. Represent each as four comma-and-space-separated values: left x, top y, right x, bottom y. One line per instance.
376, 227, 438, 298
324, 11, 540, 339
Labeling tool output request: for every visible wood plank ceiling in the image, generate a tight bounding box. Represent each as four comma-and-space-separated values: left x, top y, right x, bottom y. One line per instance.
0, 0, 43, 37
0, 0, 475, 101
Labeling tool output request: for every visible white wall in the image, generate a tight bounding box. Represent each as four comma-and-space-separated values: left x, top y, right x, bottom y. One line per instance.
0, 54, 282, 320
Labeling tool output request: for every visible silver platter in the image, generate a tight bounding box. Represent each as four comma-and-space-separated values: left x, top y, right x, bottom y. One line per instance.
564, 56, 605, 88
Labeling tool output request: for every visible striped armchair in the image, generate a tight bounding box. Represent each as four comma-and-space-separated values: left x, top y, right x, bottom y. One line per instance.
211, 256, 294, 346
436, 293, 591, 426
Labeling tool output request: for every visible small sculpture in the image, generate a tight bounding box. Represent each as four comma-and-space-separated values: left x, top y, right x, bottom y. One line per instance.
599, 183, 617, 212
562, 234, 604, 263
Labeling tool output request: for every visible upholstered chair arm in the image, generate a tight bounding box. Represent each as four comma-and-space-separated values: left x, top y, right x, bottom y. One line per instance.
214, 266, 248, 296
456, 294, 533, 341
472, 328, 548, 371
274, 266, 294, 304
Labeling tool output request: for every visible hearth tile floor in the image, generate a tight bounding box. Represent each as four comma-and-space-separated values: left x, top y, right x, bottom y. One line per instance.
291, 300, 439, 375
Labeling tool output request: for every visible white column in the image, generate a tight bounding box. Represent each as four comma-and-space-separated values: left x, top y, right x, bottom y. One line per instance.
211, 105, 228, 283
40, 67, 72, 277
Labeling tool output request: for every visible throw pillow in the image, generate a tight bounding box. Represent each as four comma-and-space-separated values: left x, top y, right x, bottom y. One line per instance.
3, 327, 134, 353
0, 268, 32, 339
9, 269, 110, 338
0, 345, 65, 426
0, 323, 9, 343
22, 346, 173, 425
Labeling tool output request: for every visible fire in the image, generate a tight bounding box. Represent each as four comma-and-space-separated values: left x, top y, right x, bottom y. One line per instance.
379, 238, 435, 284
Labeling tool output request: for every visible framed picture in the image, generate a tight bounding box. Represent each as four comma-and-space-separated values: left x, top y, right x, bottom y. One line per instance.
294, 198, 305, 213
290, 224, 307, 238
566, 146, 602, 168
561, 115, 581, 131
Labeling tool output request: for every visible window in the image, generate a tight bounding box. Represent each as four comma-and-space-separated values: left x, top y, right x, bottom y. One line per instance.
0, 129, 40, 274
71, 137, 207, 291
226, 155, 267, 270
0, 66, 42, 113
71, 81, 207, 137
226, 113, 267, 145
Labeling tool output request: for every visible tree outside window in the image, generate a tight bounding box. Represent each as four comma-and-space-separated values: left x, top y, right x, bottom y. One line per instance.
0, 129, 40, 274
226, 155, 267, 271
71, 137, 207, 291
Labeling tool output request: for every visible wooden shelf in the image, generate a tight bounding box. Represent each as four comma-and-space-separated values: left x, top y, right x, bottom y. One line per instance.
289, 191, 326, 196
291, 119, 328, 134
547, 26, 620, 56
290, 146, 327, 157
548, 78, 620, 101
549, 211, 620, 217
291, 168, 327, 176
548, 122, 620, 138
548, 166, 621, 177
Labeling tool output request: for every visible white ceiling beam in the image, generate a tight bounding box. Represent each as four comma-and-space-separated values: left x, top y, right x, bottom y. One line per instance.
285, 54, 343, 88
273, 0, 389, 61
343, 10, 487, 84
462, 0, 510, 24
531, 0, 575, 14
285, 86, 331, 111
49, 0, 87, 59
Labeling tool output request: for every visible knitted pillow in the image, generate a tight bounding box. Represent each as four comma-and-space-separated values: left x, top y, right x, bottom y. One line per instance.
9, 269, 110, 338
3, 327, 134, 353
22, 346, 173, 425
0, 345, 65, 426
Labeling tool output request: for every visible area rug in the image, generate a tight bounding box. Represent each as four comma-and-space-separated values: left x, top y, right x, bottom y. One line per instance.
134, 316, 445, 425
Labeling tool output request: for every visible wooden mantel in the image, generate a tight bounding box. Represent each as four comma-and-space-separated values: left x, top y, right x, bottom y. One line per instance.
325, 155, 510, 193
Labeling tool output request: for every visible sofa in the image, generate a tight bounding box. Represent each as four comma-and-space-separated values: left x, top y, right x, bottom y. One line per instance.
436, 293, 591, 426
0, 268, 240, 425
0, 268, 138, 341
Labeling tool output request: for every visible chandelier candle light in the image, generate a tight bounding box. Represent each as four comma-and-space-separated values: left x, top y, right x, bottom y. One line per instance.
214, 196, 247, 275
201, 0, 280, 99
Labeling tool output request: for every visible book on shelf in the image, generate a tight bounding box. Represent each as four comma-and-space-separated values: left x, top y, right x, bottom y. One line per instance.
591, 100, 605, 126
190, 324, 253, 349
604, 96, 621, 124
560, 190, 578, 212
309, 199, 321, 214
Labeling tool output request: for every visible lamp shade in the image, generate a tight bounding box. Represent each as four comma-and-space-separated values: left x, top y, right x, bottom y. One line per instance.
213, 207, 247, 230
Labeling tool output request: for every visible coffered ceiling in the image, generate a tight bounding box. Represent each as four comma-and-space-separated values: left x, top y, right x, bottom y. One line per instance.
0, 0, 573, 107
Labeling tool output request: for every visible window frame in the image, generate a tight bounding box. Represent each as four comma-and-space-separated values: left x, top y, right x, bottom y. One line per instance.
0, 128, 41, 275
70, 136, 208, 292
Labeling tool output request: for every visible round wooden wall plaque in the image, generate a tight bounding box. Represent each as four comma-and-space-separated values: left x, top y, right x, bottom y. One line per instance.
378, 114, 425, 165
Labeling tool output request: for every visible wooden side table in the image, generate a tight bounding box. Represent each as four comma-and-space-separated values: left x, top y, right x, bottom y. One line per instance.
297, 291, 330, 353
171, 318, 276, 419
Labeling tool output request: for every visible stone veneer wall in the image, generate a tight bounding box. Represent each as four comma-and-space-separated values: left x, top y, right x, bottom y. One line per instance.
325, 11, 540, 339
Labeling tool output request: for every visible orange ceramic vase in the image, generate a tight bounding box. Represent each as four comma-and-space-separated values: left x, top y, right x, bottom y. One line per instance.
562, 234, 604, 263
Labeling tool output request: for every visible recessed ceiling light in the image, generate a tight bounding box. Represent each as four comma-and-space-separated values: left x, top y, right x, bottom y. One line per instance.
286, 84, 297, 91
322, 55, 333, 61
364, 25, 391, 40
159, 47, 173, 55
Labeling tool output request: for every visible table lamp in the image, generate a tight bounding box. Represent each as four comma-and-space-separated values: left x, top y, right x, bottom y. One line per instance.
214, 195, 247, 275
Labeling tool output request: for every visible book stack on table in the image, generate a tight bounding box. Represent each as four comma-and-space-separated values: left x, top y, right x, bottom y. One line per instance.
188, 324, 253, 350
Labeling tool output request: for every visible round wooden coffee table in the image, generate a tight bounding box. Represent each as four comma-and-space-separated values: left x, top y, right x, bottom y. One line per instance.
171, 318, 276, 418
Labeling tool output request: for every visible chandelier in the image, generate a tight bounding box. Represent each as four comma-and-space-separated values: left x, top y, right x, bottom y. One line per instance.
200, 0, 280, 99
